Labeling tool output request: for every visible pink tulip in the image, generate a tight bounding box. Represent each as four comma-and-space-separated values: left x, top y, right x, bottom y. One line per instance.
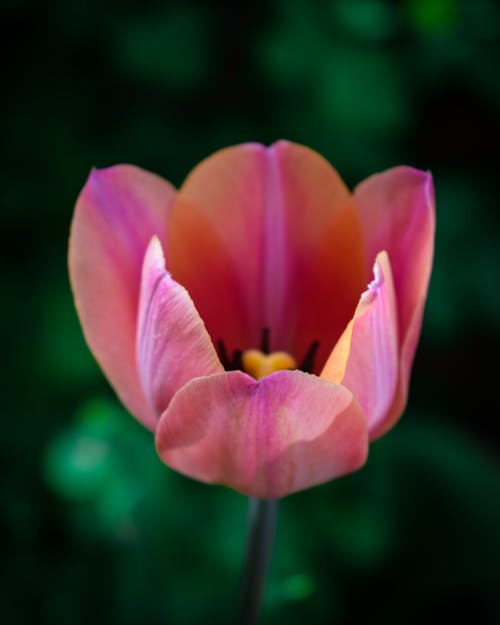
69, 141, 434, 499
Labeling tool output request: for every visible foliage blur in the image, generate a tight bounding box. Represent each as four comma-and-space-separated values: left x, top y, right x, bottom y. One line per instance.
2, 0, 500, 623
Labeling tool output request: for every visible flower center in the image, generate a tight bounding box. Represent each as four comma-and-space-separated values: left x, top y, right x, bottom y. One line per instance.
217, 328, 320, 377
241, 349, 297, 380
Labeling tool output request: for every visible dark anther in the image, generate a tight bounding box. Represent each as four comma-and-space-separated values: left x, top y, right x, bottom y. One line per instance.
300, 341, 320, 373
260, 327, 270, 354
217, 339, 231, 370
232, 349, 243, 371
218, 340, 244, 371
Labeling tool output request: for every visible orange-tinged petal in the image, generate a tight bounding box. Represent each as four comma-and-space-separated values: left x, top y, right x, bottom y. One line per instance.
137, 237, 224, 417
155, 370, 368, 499
321, 252, 399, 436
69, 165, 175, 431
271, 141, 367, 370
354, 168, 435, 438
167, 143, 268, 356
166, 141, 367, 370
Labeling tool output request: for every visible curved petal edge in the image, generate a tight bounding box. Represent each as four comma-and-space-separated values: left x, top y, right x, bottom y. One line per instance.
69, 165, 176, 430
321, 252, 399, 437
137, 237, 224, 419
354, 167, 435, 439
155, 370, 368, 499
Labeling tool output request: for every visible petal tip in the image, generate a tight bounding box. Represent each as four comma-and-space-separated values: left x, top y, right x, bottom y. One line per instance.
360, 251, 390, 306
269, 138, 292, 151
146, 235, 165, 263
80, 165, 125, 202
424, 170, 436, 211
400, 166, 434, 205
85, 164, 116, 187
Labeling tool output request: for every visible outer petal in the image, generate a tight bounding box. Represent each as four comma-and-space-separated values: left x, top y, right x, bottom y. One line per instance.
137, 237, 224, 418
354, 168, 435, 438
321, 252, 399, 437
155, 370, 368, 499
166, 141, 366, 371
69, 165, 175, 430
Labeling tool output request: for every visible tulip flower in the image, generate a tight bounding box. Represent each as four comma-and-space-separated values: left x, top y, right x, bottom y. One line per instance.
69, 141, 434, 500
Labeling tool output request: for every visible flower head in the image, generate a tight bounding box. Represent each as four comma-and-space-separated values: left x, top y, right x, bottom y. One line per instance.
69, 141, 434, 498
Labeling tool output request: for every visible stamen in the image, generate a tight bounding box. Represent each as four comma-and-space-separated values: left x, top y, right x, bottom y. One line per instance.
217, 339, 245, 371
232, 349, 243, 371
242, 349, 297, 380
217, 339, 231, 370
260, 327, 270, 354
299, 341, 320, 374
219, 332, 320, 377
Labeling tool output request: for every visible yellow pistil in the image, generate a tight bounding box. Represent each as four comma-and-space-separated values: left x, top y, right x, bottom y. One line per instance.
242, 349, 297, 380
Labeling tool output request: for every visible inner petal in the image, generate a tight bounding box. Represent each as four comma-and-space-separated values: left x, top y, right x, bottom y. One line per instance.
273, 142, 367, 370
166, 145, 265, 357
166, 141, 367, 372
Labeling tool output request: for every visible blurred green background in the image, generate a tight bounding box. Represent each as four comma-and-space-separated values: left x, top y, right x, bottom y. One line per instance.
2, 0, 500, 623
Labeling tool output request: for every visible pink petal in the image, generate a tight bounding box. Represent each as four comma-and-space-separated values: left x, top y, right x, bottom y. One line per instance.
137, 237, 224, 418
166, 141, 366, 370
354, 168, 435, 438
321, 252, 399, 437
69, 165, 175, 430
269, 142, 368, 370
155, 370, 368, 499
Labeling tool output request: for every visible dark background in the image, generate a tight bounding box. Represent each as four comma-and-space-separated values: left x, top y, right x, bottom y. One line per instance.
2, 0, 500, 624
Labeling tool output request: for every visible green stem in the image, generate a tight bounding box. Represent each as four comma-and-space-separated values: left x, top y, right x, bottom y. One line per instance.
237, 498, 279, 625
